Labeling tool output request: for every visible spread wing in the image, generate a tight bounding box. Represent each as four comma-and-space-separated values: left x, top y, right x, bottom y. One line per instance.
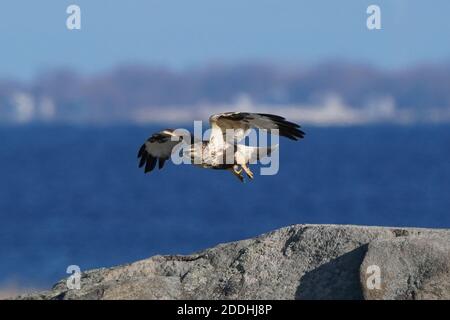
137, 129, 181, 173
209, 112, 305, 144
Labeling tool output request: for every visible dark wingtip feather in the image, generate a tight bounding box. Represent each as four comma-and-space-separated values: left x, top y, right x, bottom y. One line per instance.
137, 144, 146, 158
257, 113, 286, 121
158, 158, 167, 170
272, 118, 305, 140
255, 113, 305, 140
144, 156, 157, 173
138, 146, 149, 168
139, 158, 146, 168
138, 145, 170, 174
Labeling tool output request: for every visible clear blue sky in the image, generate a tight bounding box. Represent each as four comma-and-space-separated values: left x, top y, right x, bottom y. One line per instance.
1, 0, 450, 79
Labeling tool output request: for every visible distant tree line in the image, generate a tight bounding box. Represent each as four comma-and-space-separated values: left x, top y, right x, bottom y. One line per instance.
1, 62, 450, 122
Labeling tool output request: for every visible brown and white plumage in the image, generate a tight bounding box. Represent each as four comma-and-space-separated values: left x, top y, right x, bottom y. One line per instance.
137, 112, 305, 181
137, 129, 181, 173
209, 112, 305, 143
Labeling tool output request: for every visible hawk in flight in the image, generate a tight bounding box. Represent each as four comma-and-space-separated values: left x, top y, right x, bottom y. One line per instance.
138, 112, 305, 182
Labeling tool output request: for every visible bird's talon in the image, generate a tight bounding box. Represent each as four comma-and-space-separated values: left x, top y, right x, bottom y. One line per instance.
241, 164, 254, 180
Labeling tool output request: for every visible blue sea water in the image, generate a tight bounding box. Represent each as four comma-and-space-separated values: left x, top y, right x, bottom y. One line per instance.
1, 125, 450, 288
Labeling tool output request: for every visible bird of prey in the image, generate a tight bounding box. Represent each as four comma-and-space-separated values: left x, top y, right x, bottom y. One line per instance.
137, 112, 305, 182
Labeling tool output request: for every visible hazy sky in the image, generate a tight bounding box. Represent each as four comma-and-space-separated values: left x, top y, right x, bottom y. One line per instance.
1, 0, 450, 79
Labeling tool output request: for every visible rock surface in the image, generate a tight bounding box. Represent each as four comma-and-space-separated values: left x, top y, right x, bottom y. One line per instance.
360, 236, 450, 299
16, 224, 450, 300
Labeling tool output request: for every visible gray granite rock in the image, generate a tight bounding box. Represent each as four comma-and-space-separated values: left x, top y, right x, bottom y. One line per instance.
15, 224, 450, 300
360, 235, 450, 300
